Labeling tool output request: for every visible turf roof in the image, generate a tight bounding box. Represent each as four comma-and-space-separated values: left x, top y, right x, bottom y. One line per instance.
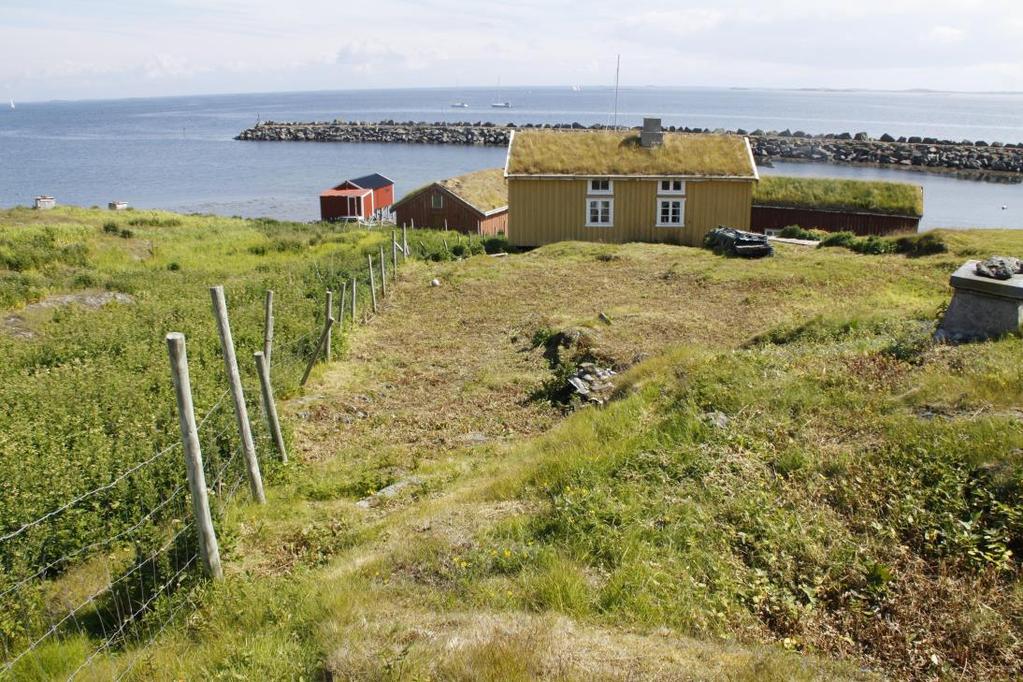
396, 168, 508, 214
439, 168, 508, 213
506, 130, 757, 178
753, 176, 924, 216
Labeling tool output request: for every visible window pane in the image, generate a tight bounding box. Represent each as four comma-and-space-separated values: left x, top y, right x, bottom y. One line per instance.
661, 180, 669, 191
673, 180, 682, 191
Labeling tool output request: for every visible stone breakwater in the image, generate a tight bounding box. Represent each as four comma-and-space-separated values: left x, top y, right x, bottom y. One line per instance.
236, 120, 1023, 177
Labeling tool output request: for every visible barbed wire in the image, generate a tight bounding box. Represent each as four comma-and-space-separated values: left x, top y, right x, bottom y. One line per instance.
112, 581, 199, 681
0, 440, 182, 545
66, 553, 199, 680
0, 483, 188, 603
1, 520, 196, 675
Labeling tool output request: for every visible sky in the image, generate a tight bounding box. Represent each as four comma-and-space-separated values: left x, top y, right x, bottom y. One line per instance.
3, 0, 1023, 102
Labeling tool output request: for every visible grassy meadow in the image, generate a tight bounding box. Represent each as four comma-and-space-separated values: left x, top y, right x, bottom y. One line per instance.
3, 210, 1023, 680
0, 207, 484, 675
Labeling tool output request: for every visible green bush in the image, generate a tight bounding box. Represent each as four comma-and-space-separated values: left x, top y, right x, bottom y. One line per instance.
848, 236, 898, 255
483, 235, 512, 254
817, 231, 856, 248
102, 222, 119, 234
894, 233, 948, 257
778, 225, 822, 241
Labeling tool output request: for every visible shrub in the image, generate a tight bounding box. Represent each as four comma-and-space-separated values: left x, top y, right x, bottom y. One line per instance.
778, 225, 822, 241
127, 217, 182, 228
483, 235, 511, 254
451, 243, 468, 258
894, 233, 948, 257
817, 231, 856, 248
102, 222, 119, 234
848, 236, 898, 255
166, 261, 181, 271
118, 228, 134, 239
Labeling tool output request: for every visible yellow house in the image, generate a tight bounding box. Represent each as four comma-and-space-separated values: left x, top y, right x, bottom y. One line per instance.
504, 118, 759, 247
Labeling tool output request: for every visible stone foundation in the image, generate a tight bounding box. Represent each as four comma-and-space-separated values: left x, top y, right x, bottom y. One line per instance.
936, 261, 1023, 342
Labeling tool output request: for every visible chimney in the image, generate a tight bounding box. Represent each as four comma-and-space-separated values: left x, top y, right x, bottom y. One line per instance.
640, 117, 663, 148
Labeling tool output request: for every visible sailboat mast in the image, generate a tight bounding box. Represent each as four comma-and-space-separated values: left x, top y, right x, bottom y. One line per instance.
612, 55, 620, 129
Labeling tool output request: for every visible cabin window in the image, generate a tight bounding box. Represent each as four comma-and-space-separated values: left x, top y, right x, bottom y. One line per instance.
586, 198, 613, 227
656, 199, 684, 227
659, 179, 685, 194
431, 193, 444, 209
588, 178, 613, 194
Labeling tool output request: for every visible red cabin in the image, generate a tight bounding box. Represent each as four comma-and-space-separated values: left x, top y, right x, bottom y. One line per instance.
319, 173, 394, 221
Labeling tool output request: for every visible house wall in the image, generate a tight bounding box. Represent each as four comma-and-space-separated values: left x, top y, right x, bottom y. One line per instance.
372, 185, 395, 212
750, 205, 919, 236
320, 195, 362, 221
394, 185, 486, 233
480, 210, 508, 236
507, 178, 753, 247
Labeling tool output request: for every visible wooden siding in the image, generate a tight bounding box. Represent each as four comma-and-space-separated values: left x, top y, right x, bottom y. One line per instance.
394, 184, 510, 235
750, 205, 919, 236
507, 178, 752, 247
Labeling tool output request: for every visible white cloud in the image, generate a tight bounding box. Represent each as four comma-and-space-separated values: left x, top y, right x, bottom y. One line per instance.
927, 25, 965, 44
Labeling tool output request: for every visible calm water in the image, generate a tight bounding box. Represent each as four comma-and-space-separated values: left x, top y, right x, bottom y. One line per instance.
1, 87, 1022, 228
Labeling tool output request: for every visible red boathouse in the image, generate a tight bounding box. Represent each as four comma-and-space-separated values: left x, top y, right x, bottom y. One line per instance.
319, 173, 395, 221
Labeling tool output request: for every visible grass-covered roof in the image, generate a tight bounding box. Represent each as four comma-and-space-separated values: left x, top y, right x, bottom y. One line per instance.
754, 176, 924, 216
506, 130, 756, 178
439, 168, 507, 213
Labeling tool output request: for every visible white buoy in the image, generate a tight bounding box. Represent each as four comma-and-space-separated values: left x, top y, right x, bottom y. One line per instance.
1002, 205, 1008, 210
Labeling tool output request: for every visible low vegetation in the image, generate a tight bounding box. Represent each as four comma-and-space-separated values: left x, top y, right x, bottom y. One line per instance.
754, 176, 925, 216
0, 207, 481, 671
507, 130, 755, 177
5, 213, 1022, 680
818, 230, 949, 256
439, 167, 508, 212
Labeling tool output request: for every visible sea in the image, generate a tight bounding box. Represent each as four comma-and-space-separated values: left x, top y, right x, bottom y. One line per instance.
2, 86, 1023, 230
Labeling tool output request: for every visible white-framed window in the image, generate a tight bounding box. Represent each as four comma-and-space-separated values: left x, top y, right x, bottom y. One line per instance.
659, 178, 685, 195
656, 199, 684, 227
431, 193, 444, 209
764, 228, 782, 237
586, 198, 613, 227
588, 178, 613, 195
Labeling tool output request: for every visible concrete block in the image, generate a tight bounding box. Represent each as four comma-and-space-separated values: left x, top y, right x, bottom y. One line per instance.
937, 261, 1023, 342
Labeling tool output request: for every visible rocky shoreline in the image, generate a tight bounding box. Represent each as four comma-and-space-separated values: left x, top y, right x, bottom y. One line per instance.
236, 120, 1023, 178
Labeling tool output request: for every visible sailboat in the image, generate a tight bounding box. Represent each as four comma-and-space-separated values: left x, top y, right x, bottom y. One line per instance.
9, 98, 14, 110
491, 78, 511, 108
450, 101, 470, 108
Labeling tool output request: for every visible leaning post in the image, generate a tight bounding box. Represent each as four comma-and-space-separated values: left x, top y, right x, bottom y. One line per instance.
402, 224, 409, 258
166, 333, 223, 579
254, 351, 288, 463
340, 282, 348, 329
379, 245, 388, 297
301, 315, 335, 386
210, 286, 265, 504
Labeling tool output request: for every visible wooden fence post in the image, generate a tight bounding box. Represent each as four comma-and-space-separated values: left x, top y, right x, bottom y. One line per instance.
368, 255, 378, 315
254, 351, 288, 464
301, 316, 335, 386
379, 245, 387, 298
402, 224, 408, 258
263, 290, 274, 369
340, 282, 348, 328
166, 333, 223, 579
351, 277, 357, 325
392, 230, 398, 278
210, 286, 265, 504
324, 289, 333, 361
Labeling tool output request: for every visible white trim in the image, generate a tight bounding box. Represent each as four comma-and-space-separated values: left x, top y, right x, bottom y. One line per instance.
503, 130, 515, 178
655, 198, 685, 227
482, 205, 509, 216
657, 178, 686, 195
587, 178, 613, 195
505, 172, 756, 181
744, 136, 760, 181
585, 197, 614, 227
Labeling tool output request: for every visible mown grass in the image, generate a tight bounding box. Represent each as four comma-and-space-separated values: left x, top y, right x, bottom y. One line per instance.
753, 176, 924, 216
9, 222, 1023, 679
